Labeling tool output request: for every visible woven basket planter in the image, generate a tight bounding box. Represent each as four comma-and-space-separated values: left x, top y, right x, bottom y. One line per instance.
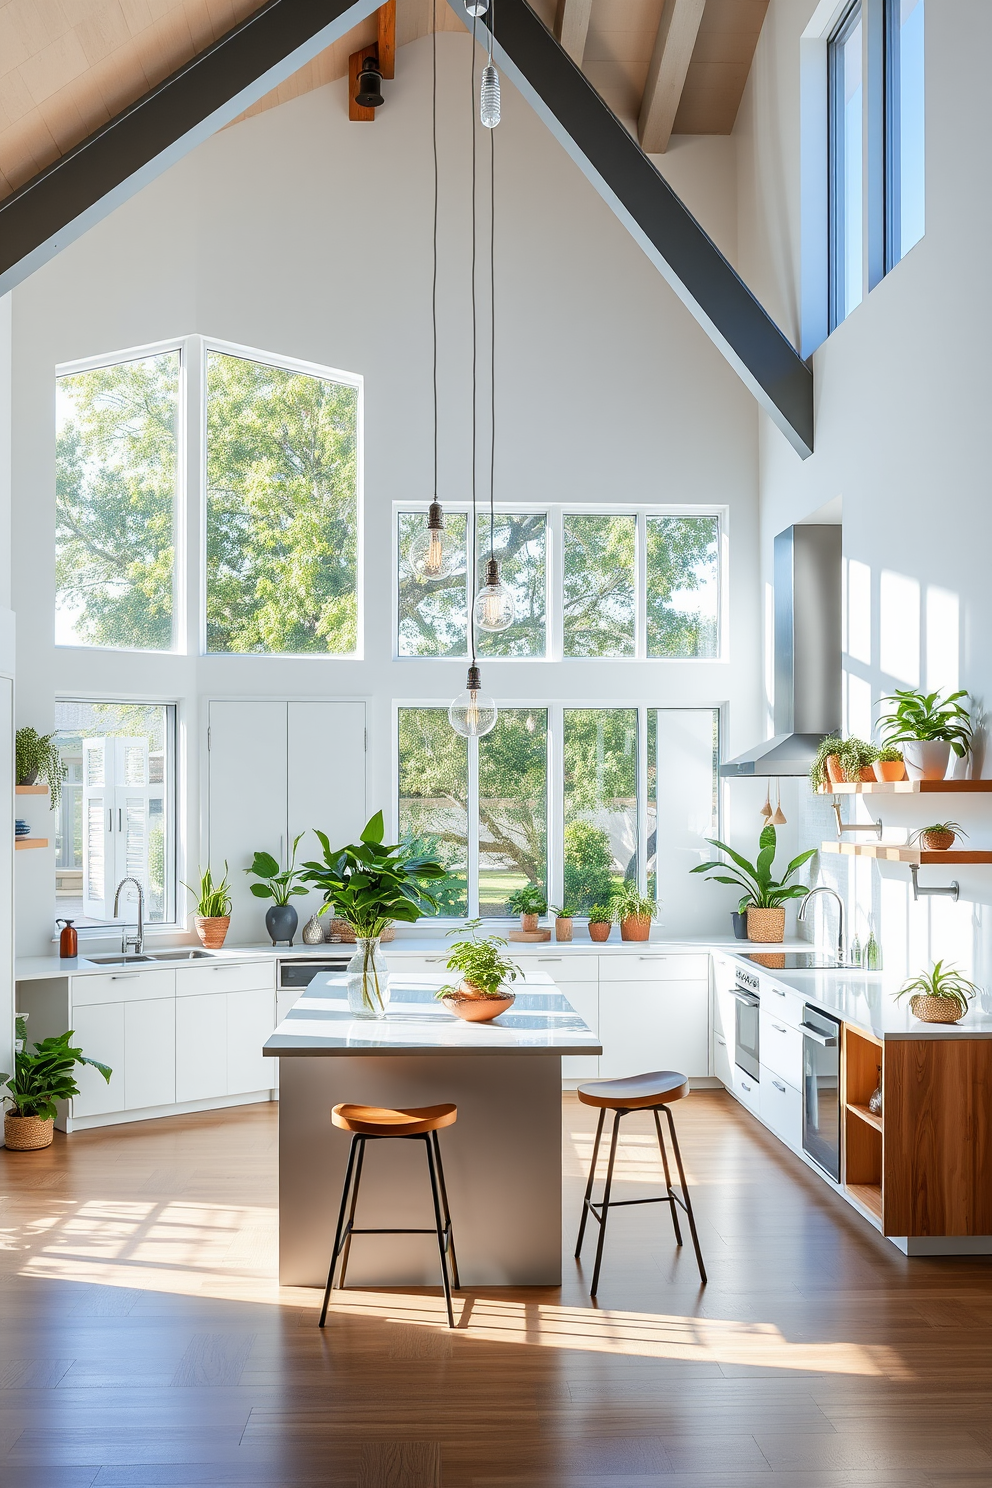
5, 1113, 55, 1150
326, 920, 395, 944
195, 915, 230, 949
746, 907, 786, 943
909, 994, 964, 1024
921, 829, 956, 851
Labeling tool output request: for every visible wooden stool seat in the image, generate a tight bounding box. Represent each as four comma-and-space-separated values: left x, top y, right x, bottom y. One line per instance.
332, 1102, 458, 1137
577, 1071, 689, 1110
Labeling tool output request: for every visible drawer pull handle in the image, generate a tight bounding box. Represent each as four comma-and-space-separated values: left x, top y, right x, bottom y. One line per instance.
772, 1023, 787, 1033
639, 956, 667, 960
110, 973, 139, 981
773, 988, 786, 997
716, 1035, 726, 1046
539, 958, 562, 962
772, 1080, 786, 1093
740, 1079, 752, 1092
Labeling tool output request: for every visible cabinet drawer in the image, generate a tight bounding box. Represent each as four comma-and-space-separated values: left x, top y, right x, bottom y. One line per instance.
759, 1072, 802, 1149
760, 979, 805, 1030
759, 1010, 803, 1087
384, 955, 448, 975
72, 969, 176, 1006
520, 955, 599, 982
731, 1064, 760, 1114
599, 954, 709, 982
176, 960, 274, 996
712, 1029, 732, 1087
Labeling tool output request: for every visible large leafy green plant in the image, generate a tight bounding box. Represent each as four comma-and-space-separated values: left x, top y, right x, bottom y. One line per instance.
246, 834, 308, 907
1, 1018, 111, 1120
691, 824, 816, 910
877, 688, 973, 755
438, 921, 519, 999
302, 811, 446, 937
506, 884, 547, 916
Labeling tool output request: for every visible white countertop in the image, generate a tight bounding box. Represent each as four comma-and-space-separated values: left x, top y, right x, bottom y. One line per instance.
263, 972, 603, 1058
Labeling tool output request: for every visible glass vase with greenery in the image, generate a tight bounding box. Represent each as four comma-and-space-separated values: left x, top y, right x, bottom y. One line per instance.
691, 824, 816, 911
15, 727, 67, 811
1, 1017, 111, 1147
437, 920, 519, 1001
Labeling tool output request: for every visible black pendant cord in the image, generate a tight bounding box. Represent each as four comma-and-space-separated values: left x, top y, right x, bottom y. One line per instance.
469, 13, 478, 664
489, 69, 496, 565
431, 0, 438, 504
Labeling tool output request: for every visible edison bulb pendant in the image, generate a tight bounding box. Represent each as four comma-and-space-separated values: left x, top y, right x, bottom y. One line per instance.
474, 557, 515, 632
464, 0, 489, 14
449, 664, 498, 738
409, 501, 457, 581
480, 64, 501, 127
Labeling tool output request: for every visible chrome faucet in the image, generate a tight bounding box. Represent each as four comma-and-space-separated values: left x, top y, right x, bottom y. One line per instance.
113, 877, 145, 956
799, 885, 845, 966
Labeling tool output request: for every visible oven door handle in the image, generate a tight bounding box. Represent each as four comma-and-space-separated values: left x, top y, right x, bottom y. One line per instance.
731, 989, 760, 1006
801, 1022, 838, 1046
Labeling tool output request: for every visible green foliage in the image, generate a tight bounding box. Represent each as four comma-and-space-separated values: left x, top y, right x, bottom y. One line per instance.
610, 885, 658, 922
550, 905, 577, 920
563, 820, 616, 911
691, 824, 816, 910
587, 904, 614, 925
877, 688, 973, 756
809, 736, 844, 793
246, 834, 308, 906
437, 920, 519, 998
897, 959, 978, 1015
507, 883, 547, 916
400, 833, 467, 915
301, 810, 446, 937
184, 864, 232, 918
909, 820, 967, 843
562, 514, 636, 656
1, 1017, 111, 1120
15, 727, 66, 811
877, 746, 903, 762
645, 516, 719, 658
838, 737, 880, 780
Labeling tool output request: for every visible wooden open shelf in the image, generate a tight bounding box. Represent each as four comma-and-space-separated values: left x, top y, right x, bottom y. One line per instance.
844, 1027, 883, 1231
15, 784, 49, 795
15, 838, 48, 850
821, 841, 992, 864
824, 780, 992, 795
847, 1101, 882, 1133
847, 1182, 883, 1221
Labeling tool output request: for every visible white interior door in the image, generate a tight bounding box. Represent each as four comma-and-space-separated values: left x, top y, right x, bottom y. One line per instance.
208, 701, 288, 941
287, 701, 367, 927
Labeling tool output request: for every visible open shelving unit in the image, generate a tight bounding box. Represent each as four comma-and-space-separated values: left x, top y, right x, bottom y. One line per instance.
15, 783, 50, 850
15, 784, 50, 795
824, 780, 992, 795
15, 838, 48, 850
821, 842, 992, 864
844, 1026, 884, 1227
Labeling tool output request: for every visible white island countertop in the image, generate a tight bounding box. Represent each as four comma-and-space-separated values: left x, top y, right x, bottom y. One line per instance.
263, 972, 603, 1058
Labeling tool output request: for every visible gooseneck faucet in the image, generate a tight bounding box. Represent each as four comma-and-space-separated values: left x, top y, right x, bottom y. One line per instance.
113, 877, 145, 956
798, 885, 845, 966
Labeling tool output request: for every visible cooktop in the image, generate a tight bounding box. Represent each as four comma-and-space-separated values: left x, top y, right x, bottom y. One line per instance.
741, 952, 843, 969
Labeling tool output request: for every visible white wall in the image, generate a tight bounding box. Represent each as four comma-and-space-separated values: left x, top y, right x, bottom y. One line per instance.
736, 0, 992, 986
9, 34, 763, 955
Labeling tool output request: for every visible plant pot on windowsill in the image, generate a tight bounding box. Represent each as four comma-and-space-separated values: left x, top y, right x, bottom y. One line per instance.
554, 917, 573, 943
619, 915, 652, 943
4, 1113, 54, 1149
520, 913, 540, 933
195, 915, 230, 949
746, 907, 786, 943
588, 919, 612, 943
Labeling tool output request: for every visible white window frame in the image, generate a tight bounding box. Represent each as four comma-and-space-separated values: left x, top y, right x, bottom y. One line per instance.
392, 699, 726, 924
392, 503, 728, 664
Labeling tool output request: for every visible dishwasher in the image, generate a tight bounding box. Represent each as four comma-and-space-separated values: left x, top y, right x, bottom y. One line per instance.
801, 1004, 842, 1181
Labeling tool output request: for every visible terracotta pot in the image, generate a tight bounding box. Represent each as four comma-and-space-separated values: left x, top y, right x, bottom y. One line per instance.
442, 989, 515, 1023
903, 739, 951, 781
588, 921, 611, 943
824, 754, 844, 787
746, 907, 786, 943
4, 1113, 54, 1150
194, 914, 230, 949
620, 915, 651, 943
909, 994, 964, 1025
520, 913, 539, 933
921, 829, 956, 851
555, 917, 573, 943
873, 759, 906, 782
858, 766, 877, 782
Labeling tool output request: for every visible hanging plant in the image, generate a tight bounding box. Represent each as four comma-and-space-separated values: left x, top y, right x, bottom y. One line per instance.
15, 728, 66, 811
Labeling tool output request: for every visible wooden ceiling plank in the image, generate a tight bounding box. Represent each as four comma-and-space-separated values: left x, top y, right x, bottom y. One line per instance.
377, 0, 396, 78
637, 0, 706, 154
554, 0, 593, 66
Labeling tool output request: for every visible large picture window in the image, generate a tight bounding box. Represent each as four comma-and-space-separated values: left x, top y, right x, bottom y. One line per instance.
54, 700, 176, 929
828, 2, 864, 331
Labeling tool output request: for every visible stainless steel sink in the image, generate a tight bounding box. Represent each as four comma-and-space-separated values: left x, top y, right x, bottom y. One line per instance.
147, 949, 215, 961
86, 954, 155, 966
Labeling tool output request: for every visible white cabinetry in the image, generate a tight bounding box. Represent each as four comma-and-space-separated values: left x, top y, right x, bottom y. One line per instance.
599, 956, 709, 1079
175, 992, 228, 1103
124, 998, 176, 1109
71, 1002, 126, 1117
176, 962, 276, 1103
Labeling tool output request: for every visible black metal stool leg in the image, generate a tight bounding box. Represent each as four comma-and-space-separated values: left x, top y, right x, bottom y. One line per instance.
575, 1107, 606, 1257
319, 1134, 360, 1327
653, 1108, 683, 1247
431, 1130, 460, 1290
663, 1104, 707, 1285
589, 1109, 623, 1296
337, 1135, 367, 1290
425, 1137, 456, 1327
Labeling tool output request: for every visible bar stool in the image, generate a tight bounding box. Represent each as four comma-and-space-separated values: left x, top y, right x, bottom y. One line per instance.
318, 1102, 460, 1328
575, 1071, 706, 1295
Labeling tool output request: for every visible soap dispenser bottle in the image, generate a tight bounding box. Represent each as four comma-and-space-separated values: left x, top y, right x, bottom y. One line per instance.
57, 919, 78, 958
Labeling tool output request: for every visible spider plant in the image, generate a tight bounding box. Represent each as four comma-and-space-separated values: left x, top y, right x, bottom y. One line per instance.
897, 960, 978, 1016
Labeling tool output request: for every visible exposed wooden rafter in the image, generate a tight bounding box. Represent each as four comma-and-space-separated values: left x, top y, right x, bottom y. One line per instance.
554, 0, 594, 67
638, 0, 707, 154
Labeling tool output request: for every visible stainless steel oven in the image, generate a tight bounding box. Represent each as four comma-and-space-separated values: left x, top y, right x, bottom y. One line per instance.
278, 956, 349, 990
732, 965, 761, 1081
801, 1004, 841, 1181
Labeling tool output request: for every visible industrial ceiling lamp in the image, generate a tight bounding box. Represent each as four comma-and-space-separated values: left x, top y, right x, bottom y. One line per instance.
451, 13, 497, 739
464, 0, 489, 15
354, 56, 385, 108
480, 0, 501, 129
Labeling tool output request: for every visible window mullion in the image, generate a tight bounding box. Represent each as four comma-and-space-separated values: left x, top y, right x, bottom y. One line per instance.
548, 705, 564, 909
549, 506, 564, 661
865, 0, 886, 293
186, 336, 205, 658
636, 706, 649, 896
635, 511, 647, 660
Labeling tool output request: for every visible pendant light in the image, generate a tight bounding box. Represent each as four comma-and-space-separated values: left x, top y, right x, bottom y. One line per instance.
474, 83, 514, 635
771, 780, 787, 825
410, 8, 457, 584
451, 13, 497, 737
480, 3, 500, 130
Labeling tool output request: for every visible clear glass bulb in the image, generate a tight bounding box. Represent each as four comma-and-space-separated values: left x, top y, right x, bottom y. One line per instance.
480, 64, 501, 127
449, 666, 498, 738
474, 560, 515, 632
409, 505, 457, 581
464, 0, 489, 14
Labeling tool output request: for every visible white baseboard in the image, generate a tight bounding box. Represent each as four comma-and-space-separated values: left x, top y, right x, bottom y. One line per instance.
65, 1089, 275, 1132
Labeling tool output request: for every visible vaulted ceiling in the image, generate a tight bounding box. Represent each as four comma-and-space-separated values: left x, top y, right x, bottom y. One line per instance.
0, 0, 768, 204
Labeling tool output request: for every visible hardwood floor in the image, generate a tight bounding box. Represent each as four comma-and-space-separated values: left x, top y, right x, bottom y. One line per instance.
2, 1089, 992, 1486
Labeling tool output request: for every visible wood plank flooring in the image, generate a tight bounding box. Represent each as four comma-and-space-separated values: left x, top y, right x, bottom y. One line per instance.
2, 1090, 992, 1485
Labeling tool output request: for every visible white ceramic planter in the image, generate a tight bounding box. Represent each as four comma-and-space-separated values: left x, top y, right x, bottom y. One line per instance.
902, 739, 951, 781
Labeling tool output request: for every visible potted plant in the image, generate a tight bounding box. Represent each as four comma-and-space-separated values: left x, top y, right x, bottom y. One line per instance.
897, 960, 978, 1025
1, 1017, 111, 1150
611, 885, 658, 943
910, 820, 967, 852
550, 904, 576, 943
15, 726, 66, 810
246, 834, 308, 946
184, 864, 233, 948
809, 736, 844, 793
506, 884, 547, 933
838, 737, 880, 783
877, 687, 973, 781
436, 920, 519, 1023
873, 746, 905, 782
586, 904, 613, 943
731, 899, 751, 939
691, 824, 816, 943
301, 811, 446, 1018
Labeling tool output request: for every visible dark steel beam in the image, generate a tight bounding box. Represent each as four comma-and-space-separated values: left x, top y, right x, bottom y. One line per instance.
451, 0, 814, 457
0, 0, 380, 298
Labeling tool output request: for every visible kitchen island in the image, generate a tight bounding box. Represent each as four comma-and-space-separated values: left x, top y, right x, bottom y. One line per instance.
263, 970, 601, 1287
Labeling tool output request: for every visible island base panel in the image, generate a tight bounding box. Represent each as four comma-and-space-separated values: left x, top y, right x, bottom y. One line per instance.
278, 1054, 563, 1287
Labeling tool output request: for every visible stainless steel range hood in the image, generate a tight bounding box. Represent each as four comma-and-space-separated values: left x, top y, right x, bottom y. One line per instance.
722, 524, 841, 777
